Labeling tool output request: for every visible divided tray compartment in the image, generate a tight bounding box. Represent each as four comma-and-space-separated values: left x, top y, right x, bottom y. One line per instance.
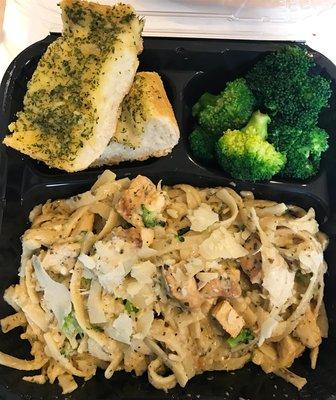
1, 35, 336, 400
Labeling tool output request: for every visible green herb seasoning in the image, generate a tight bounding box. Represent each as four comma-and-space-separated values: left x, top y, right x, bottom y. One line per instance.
91, 325, 104, 332
114, 72, 165, 148
8, 1, 139, 167
114, 74, 146, 148
175, 226, 190, 242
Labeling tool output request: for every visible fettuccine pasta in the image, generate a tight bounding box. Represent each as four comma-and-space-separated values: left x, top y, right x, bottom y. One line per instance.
0, 171, 329, 393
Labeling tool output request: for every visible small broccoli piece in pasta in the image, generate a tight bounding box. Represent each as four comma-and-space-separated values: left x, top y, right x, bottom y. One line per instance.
62, 311, 83, 339
124, 300, 139, 315
141, 204, 165, 228
227, 328, 254, 348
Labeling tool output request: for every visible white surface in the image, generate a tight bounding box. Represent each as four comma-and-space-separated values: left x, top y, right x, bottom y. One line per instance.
1, 0, 336, 80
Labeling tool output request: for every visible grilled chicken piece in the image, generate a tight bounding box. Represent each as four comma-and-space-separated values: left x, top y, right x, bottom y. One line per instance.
113, 226, 154, 248
201, 268, 242, 299
167, 275, 203, 309
162, 265, 203, 309
162, 263, 242, 310
116, 175, 165, 228
277, 336, 304, 368
212, 300, 245, 338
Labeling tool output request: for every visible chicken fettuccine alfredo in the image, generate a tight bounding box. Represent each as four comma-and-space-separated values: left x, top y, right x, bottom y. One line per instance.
0, 171, 329, 393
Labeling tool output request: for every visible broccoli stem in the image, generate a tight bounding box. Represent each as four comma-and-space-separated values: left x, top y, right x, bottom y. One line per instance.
242, 110, 270, 139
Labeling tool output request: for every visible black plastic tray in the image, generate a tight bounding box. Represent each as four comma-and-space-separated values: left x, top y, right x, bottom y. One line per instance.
1, 35, 336, 400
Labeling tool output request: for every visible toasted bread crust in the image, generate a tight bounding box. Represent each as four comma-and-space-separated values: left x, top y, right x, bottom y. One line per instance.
138, 72, 176, 122
93, 71, 180, 167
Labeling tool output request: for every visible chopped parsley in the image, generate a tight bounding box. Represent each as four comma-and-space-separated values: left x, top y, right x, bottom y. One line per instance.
175, 226, 190, 242
91, 325, 104, 333
177, 227, 191, 236
175, 234, 185, 243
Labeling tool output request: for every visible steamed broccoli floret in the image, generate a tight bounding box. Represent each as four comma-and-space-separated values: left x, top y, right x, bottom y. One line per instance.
189, 126, 217, 163
269, 125, 329, 179
246, 45, 331, 128
192, 92, 218, 118
192, 78, 255, 134
216, 111, 286, 181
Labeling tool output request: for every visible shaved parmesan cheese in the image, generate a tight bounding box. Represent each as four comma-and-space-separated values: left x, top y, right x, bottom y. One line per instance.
185, 258, 204, 277
105, 313, 133, 345
131, 261, 156, 284
20, 239, 41, 277
134, 310, 154, 339
132, 285, 156, 308
82, 268, 94, 280
78, 253, 96, 270
126, 280, 143, 297
87, 338, 111, 362
32, 256, 72, 327
299, 250, 323, 274
188, 203, 219, 232
43, 243, 80, 275
199, 227, 248, 260
251, 207, 296, 310
196, 272, 218, 288
98, 264, 128, 293
262, 265, 295, 308
259, 316, 279, 346
95, 239, 138, 274
138, 245, 158, 259
79, 237, 141, 294
87, 280, 107, 324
